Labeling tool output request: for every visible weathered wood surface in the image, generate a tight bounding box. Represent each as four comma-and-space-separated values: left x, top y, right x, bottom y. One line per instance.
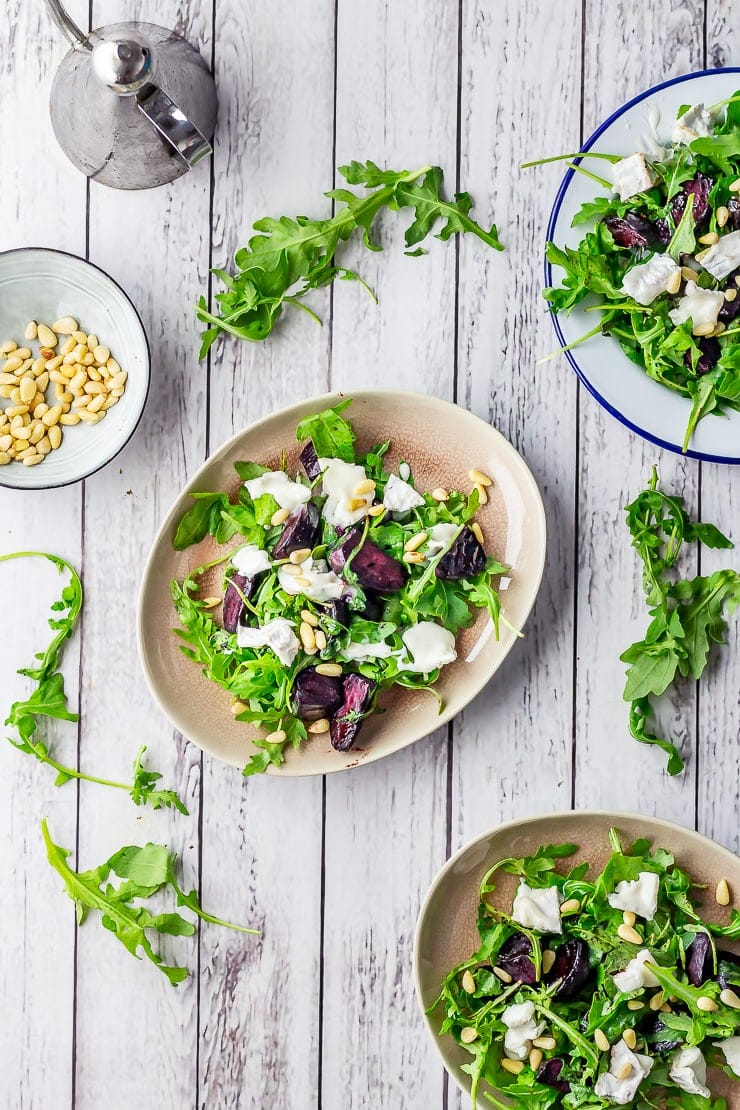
0, 1, 737, 1108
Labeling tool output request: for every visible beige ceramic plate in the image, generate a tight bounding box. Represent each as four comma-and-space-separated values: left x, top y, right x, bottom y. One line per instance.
414, 811, 740, 1108
138, 390, 546, 775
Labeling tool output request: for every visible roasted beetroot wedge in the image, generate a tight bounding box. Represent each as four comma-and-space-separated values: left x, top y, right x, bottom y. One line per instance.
604, 212, 661, 249
544, 938, 590, 1000
329, 528, 406, 593
717, 951, 740, 990
535, 1059, 570, 1094
685, 932, 713, 987
272, 502, 320, 558
684, 337, 721, 376
299, 439, 322, 481
640, 1012, 683, 1053
435, 527, 486, 580
671, 173, 713, 227
325, 598, 351, 626
223, 573, 253, 632
292, 666, 344, 721
330, 673, 377, 751
495, 934, 537, 985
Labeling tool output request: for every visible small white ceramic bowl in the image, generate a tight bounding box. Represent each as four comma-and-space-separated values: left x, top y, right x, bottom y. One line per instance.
0, 248, 150, 489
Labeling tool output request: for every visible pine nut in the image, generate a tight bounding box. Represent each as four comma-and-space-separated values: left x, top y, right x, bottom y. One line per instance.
730, 179, 740, 193
42, 405, 63, 427
59, 413, 81, 426
594, 1029, 610, 1052
86, 394, 105, 413
618, 923, 642, 944
354, 478, 375, 495
716, 879, 731, 905
693, 322, 716, 337
315, 663, 342, 677
72, 331, 87, 345
264, 729, 287, 744
627, 1000, 645, 1011
22, 453, 43, 466
469, 468, 492, 486
230, 700, 248, 715
107, 357, 121, 375
289, 547, 313, 564
533, 1036, 557, 1051
649, 991, 664, 1011
110, 388, 125, 397
622, 911, 636, 927
697, 995, 718, 1012
280, 564, 301, 576
19, 377, 35, 404
542, 949, 556, 975
431, 487, 449, 501
94, 345, 110, 364
403, 551, 425, 564
59, 336, 76, 355
299, 622, 317, 652
198, 596, 220, 609
368, 503, 386, 517
501, 1058, 523, 1074
110, 372, 128, 392
314, 629, 327, 651
52, 317, 78, 334
460, 1027, 478, 1045
475, 482, 488, 505
665, 268, 682, 295
346, 496, 367, 512
3, 357, 22, 373
87, 365, 102, 380
83, 381, 105, 395
0, 451, 9, 465
0, 372, 16, 386
6, 405, 29, 418
616, 1062, 633, 1080
462, 970, 476, 993
68, 370, 87, 392
0, 435, 10, 451
47, 425, 62, 450
15, 444, 36, 459
24, 321, 37, 341
14, 348, 31, 360
622, 1028, 637, 1049
404, 531, 428, 552
10, 387, 21, 403
28, 423, 44, 445
101, 397, 118, 410
660, 1002, 673, 1013
529, 1048, 543, 1071
681, 265, 697, 282
13, 425, 32, 440
0, 340, 17, 355
62, 351, 78, 366
46, 355, 63, 371
471, 522, 485, 545
301, 610, 319, 627
36, 436, 52, 456
698, 231, 719, 245
717, 205, 730, 228
493, 965, 513, 983
720, 988, 740, 1009
725, 288, 738, 302
308, 718, 330, 734
77, 410, 104, 425
560, 898, 580, 916
271, 507, 290, 526
34, 324, 56, 348
86, 334, 98, 350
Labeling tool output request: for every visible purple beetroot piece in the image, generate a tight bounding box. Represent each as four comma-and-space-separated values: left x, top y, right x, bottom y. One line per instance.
329, 529, 406, 593
720, 285, 740, 324
544, 938, 591, 1001
299, 440, 322, 481
330, 673, 377, 752
495, 934, 537, 985
436, 527, 487, 581
292, 667, 344, 722
325, 598, 351, 626
671, 173, 713, 227
639, 1012, 682, 1053
535, 1058, 570, 1094
686, 933, 713, 986
717, 951, 740, 990
604, 213, 661, 249
272, 502, 320, 558
684, 337, 721, 376
223, 573, 255, 633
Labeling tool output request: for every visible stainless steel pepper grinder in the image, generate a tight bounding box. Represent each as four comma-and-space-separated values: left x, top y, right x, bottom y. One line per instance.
45, 0, 218, 190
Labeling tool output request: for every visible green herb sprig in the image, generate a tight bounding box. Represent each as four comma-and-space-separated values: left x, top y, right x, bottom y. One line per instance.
621, 470, 740, 775
196, 160, 504, 354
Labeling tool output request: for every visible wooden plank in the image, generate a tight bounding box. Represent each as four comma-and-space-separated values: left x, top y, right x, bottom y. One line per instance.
321, 2, 458, 1107
197, 1, 335, 1106
72, 2, 211, 1105
0, 2, 87, 1106
573, 0, 704, 820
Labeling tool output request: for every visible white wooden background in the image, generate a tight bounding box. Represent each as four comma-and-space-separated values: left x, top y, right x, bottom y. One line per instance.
1, 2, 738, 1108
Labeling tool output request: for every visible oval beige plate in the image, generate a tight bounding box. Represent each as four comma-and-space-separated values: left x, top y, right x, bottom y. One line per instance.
138, 390, 546, 776
414, 811, 740, 1109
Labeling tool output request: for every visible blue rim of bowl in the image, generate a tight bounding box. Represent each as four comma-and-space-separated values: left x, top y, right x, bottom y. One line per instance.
0, 246, 151, 490
544, 67, 740, 465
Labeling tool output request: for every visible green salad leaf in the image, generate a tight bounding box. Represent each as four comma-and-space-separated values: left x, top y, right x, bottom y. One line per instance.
42, 819, 256, 985
295, 397, 356, 461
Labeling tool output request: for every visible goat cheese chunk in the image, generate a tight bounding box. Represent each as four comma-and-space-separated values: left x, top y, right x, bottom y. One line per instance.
318, 457, 373, 529
612, 153, 657, 201
700, 229, 740, 281
669, 1046, 711, 1099
612, 949, 661, 993
341, 640, 395, 662
278, 557, 344, 603
501, 1002, 545, 1062
594, 1040, 654, 1105
512, 882, 562, 934
672, 104, 715, 145
607, 871, 660, 920
426, 522, 459, 556
669, 281, 724, 331
236, 618, 299, 665
231, 543, 271, 578
383, 473, 425, 513
715, 1036, 740, 1076
244, 470, 310, 512
620, 254, 680, 306
400, 622, 457, 673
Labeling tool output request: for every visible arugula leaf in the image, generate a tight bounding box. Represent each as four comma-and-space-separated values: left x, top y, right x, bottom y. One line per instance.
197, 161, 504, 353
666, 194, 696, 260
295, 398, 356, 461
2, 551, 187, 812
42, 820, 256, 985
173, 492, 230, 550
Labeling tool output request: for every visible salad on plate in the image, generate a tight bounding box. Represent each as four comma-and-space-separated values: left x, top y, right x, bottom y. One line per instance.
541, 90, 740, 450
170, 399, 510, 775
430, 829, 740, 1108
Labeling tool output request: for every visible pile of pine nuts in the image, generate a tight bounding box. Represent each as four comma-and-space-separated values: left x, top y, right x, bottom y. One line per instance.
0, 315, 127, 468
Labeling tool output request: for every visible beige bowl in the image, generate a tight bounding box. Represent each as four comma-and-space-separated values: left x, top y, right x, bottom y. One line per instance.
414, 811, 740, 1109
138, 391, 546, 775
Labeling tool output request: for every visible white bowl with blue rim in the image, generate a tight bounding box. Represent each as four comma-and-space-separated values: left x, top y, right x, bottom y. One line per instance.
546, 68, 740, 463
0, 248, 150, 489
